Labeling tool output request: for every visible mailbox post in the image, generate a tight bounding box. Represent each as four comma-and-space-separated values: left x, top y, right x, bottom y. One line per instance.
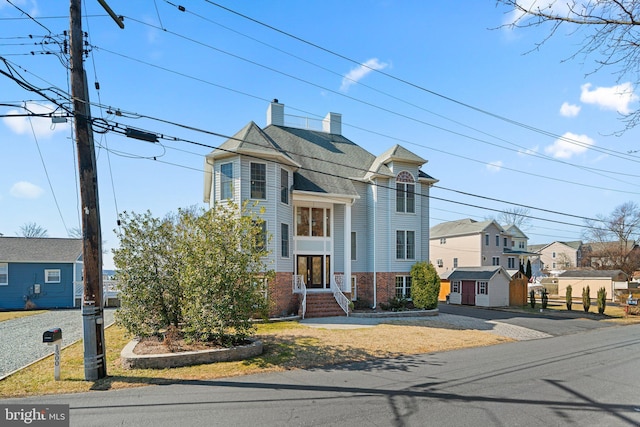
43, 328, 62, 381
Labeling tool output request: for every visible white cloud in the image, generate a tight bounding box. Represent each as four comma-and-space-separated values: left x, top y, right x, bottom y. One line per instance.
486, 160, 503, 173
518, 145, 539, 156
560, 102, 581, 117
2, 102, 69, 138
580, 82, 638, 114
10, 181, 44, 199
544, 132, 594, 159
340, 58, 388, 92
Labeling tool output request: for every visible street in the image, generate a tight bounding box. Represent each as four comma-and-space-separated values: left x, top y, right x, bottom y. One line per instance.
3, 320, 639, 426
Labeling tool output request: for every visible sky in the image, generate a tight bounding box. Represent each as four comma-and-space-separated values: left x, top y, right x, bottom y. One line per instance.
1, 1, 639, 270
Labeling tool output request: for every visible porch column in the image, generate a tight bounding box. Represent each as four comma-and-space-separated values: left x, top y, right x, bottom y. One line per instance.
344, 202, 351, 292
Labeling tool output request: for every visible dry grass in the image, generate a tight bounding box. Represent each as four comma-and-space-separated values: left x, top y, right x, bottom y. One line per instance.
0, 319, 509, 398
0, 310, 48, 322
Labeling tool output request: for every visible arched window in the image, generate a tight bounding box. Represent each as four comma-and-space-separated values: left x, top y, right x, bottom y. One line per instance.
395, 171, 415, 213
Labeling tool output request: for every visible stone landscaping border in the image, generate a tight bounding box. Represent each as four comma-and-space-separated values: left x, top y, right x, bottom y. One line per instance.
120, 338, 263, 369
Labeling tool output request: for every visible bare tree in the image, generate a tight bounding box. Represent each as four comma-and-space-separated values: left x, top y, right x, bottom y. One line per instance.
583, 201, 640, 275
496, 206, 532, 230
18, 222, 48, 238
498, 0, 640, 128
68, 227, 83, 238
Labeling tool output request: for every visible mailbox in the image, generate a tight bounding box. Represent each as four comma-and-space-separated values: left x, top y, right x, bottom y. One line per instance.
43, 328, 62, 343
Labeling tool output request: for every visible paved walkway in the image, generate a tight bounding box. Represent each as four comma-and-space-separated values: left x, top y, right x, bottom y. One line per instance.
301, 312, 552, 341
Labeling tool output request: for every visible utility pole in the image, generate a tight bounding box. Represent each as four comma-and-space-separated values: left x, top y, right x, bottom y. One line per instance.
70, 0, 106, 381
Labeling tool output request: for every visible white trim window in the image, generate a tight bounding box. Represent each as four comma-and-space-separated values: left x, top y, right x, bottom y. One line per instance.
0, 263, 7, 285
395, 171, 415, 213
453, 257, 458, 268
477, 281, 488, 295
280, 168, 289, 205
492, 257, 500, 266
451, 280, 460, 293
250, 162, 266, 199
351, 231, 357, 261
45, 269, 61, 284
395, 276, 412, 299
220, 162, 233, 200
281, 223, 290, 258
396, 230, 415, 260
508, 257, 516, 269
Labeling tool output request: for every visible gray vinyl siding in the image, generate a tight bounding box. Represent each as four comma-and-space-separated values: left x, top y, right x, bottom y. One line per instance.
350, 181, 369, 273
241, 157, 278, 266
421, 182, 430, 263
369, 178, 391, 272
276, 166, 294, 273
333, 204, 344, 273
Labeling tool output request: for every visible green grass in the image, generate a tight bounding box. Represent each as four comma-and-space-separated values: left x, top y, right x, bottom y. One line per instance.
0, 310, 48, 322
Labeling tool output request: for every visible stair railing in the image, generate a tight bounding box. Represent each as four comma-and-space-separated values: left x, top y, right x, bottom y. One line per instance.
293, 274, 307, 319
332, 274, 350, 317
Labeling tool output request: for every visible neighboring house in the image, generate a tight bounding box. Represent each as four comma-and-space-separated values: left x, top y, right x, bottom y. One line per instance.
556, 269, 628, 302
581, 241, 640, 271
429, 219, 533, 276
203, 100, 438, 317
0, 237, 83, 310
530, 241, 583, 274
447, 266, 511, 307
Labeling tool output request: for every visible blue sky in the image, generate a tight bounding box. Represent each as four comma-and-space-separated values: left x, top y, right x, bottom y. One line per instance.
1, 1, 639, 269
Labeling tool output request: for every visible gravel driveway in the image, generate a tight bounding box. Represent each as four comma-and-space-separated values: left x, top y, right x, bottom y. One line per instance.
0, 308, 115, 378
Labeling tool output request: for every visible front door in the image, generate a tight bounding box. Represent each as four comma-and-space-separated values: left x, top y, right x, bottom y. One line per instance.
461, 280, 476, 305
297, 255, 329, 289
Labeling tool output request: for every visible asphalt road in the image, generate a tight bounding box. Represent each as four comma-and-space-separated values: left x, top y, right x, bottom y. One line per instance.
438, 303, 616, 337
3, 319, 639, 426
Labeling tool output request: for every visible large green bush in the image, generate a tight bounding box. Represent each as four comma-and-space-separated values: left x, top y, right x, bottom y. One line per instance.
410, 261, 440, 310
113, 202, 273, 345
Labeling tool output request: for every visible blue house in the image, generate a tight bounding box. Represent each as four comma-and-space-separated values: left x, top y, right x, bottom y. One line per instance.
0, 237, 83, 310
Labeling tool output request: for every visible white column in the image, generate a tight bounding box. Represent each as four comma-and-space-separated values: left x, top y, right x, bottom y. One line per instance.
344, 202, 351, 292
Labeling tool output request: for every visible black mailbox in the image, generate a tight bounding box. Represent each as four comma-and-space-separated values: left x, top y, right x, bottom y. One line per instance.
43, 328, 62, 343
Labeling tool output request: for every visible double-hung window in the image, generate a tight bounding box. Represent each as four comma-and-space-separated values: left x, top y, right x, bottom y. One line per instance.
220, 163, 233, 200
250, 163, 266, 199
477, 281, 488, 295
45, 269, 61, 284
396, 230, 415, 260
281, 223, 289, 258
280, 169, 289, 204
395, 276, 412, 299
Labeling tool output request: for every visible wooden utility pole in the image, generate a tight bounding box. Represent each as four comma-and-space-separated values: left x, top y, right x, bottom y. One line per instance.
70, 0, 106, 381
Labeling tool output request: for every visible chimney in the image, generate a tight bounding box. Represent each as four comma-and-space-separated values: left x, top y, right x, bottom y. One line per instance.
322, 112, 341, 135
267, 99, 284, 126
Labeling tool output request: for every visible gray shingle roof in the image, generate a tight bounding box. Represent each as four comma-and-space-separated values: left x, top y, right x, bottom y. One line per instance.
430, 218, 499, 239
447, 266, 505, 281
0, 237, 83, 263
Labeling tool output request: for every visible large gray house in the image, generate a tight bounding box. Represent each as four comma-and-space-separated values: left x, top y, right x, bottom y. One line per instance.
204, 101, 437, 317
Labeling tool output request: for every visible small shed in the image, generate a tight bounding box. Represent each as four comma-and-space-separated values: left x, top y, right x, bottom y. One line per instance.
447, 266, 511, 307
557, 269, 628, 302
0, 237, 83, 310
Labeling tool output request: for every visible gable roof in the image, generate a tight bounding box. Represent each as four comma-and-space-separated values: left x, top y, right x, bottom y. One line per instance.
0, 237, 83, 263
447, 266, 509, 281
430, 218, 503, 239
530, 240, 583, 253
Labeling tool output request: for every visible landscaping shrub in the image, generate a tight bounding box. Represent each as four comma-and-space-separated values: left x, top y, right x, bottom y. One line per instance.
565, 285, 572, 311
529, 290, 536, 308
582, 285, 591, 313
597, 287, 607, 314
410, 261, 440, 310
541, 288, 549, 309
